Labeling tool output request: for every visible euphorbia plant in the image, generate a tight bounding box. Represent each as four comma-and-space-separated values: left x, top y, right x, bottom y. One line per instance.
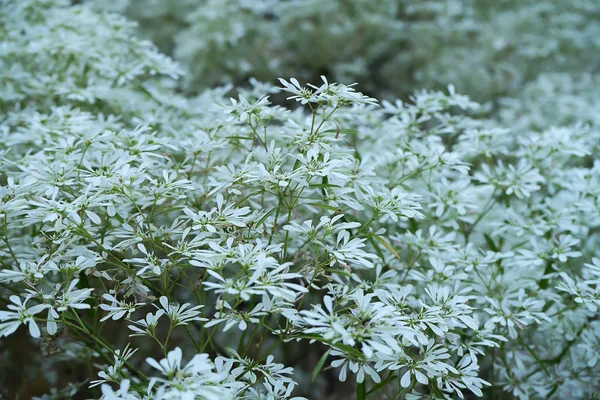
2, 1, 600, 400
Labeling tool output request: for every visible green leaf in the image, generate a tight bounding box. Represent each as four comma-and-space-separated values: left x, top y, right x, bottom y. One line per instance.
254, 206, 278, 227
367, 371, 396, 396
225, 135, 254, 141
483, 233, 499, 252
312, 349, 331, 382
301, 203, 342, 212
321, 175, 329, 197
295, 334, 364, 359
370, 233, 401, 260
322, 128, 359, 136
331, 343, 364, 359
308, 183, 342, 189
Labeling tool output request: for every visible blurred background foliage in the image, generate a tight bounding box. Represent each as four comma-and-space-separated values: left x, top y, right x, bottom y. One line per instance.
90, 0, 600, 104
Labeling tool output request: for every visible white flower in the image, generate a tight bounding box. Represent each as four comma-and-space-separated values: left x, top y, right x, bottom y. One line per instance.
54, 279, 93, 312
277, 78, 318, 104
128, 310, 164, 337
91, 345, 139, 388
182, 194, 252, 233
99, 294, 143, 322
0, 295, 48, 338
157, 296, 206, 326
147, 347, 238, 400
204, 301, 266, 332
100, 379, 140, 400
0, 258, 58, 283
475, 160, 544, 199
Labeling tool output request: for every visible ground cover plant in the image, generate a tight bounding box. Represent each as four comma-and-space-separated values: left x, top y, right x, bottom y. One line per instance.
1, 0, 600, 399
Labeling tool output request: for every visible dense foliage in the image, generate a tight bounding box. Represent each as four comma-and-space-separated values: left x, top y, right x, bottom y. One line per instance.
104, 0, 600, 100
1, 1, 600, 399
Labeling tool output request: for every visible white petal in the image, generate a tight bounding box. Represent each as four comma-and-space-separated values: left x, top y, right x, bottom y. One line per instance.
28, 320, 41, 338
400, 370, 411, 388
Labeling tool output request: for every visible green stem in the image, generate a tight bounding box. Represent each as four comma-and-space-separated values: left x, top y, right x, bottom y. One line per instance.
465, 191, 497, 241
357, 381, 366, 400
184, 325, 203, 353
2, 218, 19, 265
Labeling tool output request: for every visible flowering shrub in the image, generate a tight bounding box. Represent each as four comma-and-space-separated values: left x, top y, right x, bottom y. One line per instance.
2, 1, 600, 400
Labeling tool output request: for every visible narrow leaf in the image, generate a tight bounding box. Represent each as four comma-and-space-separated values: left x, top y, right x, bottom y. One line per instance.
255, 206, 278, 227
483, 233, 499, 252
370, 233, 401, 260
312, 349, 331, 382
301, 203, 342, 212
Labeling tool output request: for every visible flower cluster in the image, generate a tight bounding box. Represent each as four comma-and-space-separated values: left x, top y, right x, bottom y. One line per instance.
1, 1, 600, 400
